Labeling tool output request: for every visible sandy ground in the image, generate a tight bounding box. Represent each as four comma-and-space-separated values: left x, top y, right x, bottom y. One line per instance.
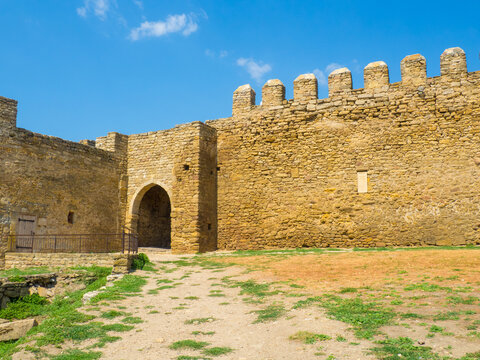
17, 248, 479, 360
215, 249, 480, 291
98, 252, 376, 360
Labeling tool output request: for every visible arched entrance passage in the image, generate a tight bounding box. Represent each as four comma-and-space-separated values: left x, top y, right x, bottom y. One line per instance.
134, 185, 171, 248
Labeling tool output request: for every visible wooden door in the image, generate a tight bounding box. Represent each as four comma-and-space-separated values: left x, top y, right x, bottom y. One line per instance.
16, 215, 36, 252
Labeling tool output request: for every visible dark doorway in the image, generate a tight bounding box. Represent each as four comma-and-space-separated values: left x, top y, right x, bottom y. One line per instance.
137, 185, 171, 248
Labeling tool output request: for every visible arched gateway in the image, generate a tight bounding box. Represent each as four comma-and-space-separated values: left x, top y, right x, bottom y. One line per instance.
131, 184, 171, 249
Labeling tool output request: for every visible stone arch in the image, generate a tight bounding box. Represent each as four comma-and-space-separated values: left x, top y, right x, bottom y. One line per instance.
130, 182, 172, 248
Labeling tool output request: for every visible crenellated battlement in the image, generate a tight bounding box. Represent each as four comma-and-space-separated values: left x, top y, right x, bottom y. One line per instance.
232, 47, 478, 116
0, 96, 17, 131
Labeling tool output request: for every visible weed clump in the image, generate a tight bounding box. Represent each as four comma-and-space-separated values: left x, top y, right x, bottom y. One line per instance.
169, 339, 209, 350
0, 293, 48, 320
254, 304, 286, 323
372, 337, 443, 359
320, 295, 395, 339
289, 331, 331, 344
131, 253, 150, 270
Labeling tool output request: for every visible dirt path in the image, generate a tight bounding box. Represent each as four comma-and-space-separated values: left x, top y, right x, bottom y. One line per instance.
98, 253, 375, 360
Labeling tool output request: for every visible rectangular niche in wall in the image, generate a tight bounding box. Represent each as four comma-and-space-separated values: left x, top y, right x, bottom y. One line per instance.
357, 171, 368, 193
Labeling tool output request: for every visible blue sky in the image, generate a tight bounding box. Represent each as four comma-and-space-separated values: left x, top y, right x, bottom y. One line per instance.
1, 0, 479, 141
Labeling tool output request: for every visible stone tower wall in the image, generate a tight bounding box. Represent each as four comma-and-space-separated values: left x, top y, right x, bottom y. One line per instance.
207, 47, 480, 250
0, 110, 123, 267
125, 122, 217, 253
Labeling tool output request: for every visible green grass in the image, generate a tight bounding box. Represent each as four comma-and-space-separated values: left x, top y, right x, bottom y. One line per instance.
459, 352, 480, 360
50, 349, 102, 360
433, 311, 460, 321
0, 265, 148, 359
429, 325, 444, 333
176, 356, 211, 360
289, 331, 331, 344
208, 290, 225, 297
372, 337, 443, 359
184, 317, 216, 325
447, 295, 479, 305
404, 282, 450, 292
121, 316, 143, 324
6, 275, 26, 282
202, 347, 234, 356
229, 279, 277, 297
339, 287, 358, 294
91, 274, 147, 303
185, 296, 200, 300
0, 293, 48, 320
0, 266, 52, 278
0, 341, 18, 359
101, 323, 134, 332
289, 283, 305, 289
169, 340, 209, 350
157, 279, 174, 284
100, 310, 125, 319
192, 331, 215, 336
157, 285, 176, 290
399, 312, 425, 319
89, 335, 121, 348
253, 304, 286, 323
293, 296, 322, 309
320, 296, 395, 339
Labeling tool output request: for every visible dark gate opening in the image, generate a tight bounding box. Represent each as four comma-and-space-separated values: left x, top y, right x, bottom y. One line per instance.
137, 185, 171, 249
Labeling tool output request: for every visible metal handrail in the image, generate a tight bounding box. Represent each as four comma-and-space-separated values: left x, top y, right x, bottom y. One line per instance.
3, 231, 138, 254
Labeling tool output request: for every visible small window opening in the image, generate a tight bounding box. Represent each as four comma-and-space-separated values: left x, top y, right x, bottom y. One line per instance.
207, 223, 212, 230
216, 167, 220, 171
210, 170, 214, 175
67, 211, 75, 224
357, 171, 368, 194
183, 164, 190, 171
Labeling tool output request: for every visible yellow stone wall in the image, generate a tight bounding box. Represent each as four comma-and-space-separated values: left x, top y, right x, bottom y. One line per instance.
207, 47, 480, 249
0, 111, 124, 267
118, 122, 217, 253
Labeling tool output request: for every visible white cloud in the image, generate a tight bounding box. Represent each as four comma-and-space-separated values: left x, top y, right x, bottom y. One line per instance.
77, 0, 112, 20
129, 13, 200, 40
325, 62, 344, 73
133, 0, 143, 10
313, 69, 327, 85
313, 63, 345, 86
205, 49, 229, 59
237, 57, 272, 82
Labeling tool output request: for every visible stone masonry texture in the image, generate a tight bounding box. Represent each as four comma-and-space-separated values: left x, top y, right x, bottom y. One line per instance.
0, 46, 479, 267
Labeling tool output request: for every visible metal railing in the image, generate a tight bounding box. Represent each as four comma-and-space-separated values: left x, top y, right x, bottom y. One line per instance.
3, 229, 138, 254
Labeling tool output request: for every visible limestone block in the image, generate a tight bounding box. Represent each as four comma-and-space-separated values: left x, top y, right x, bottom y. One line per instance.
440, 47, 467, 78
364, 61, 389, 89
294, 74, 318, 102
233, 84, 255, 115
401, 54, 426, 85
0, 319, 37, 341
328, 68, 352, 96
262, 79, 285, 106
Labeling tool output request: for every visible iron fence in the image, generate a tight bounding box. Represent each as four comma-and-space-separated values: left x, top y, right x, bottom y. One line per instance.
3, 230, 138, 254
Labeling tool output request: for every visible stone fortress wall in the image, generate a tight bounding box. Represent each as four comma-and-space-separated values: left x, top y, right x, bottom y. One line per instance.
0, 99, 124, 268
0, 46, 479, 263
208, 47, 480, 249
